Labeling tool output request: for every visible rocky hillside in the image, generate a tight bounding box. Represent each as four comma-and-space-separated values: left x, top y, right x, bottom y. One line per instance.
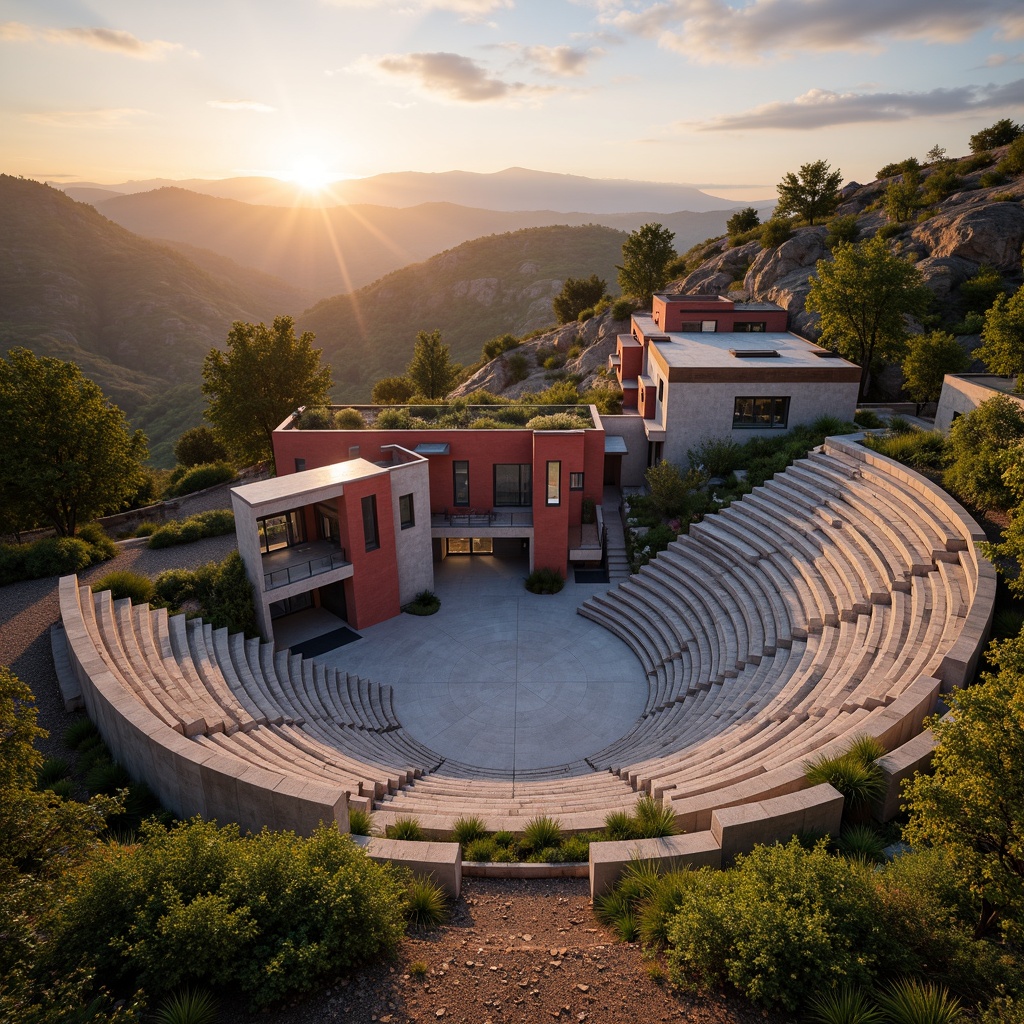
460, 145, 1024, 405
298, 224, 629, 403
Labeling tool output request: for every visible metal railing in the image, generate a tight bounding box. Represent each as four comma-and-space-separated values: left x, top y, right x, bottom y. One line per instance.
263, 548, 349, 591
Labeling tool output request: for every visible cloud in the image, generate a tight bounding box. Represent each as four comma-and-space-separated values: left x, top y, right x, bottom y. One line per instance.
690, 79, 1024, 131
355, 51, 556, 102
0, 21, 189, 59
984, 52, 1024, 67
324, 0, 512, 19
207, 99, 277, 113
596, 0, 1024, 63
516, 44, 603, 76
24, 108, 151, 128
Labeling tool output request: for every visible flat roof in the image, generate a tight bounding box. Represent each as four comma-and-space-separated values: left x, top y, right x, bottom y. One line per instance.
413, 442, 451, 455
948, 374, 1024, 397
646, 330, 858, 371
605, 435, 629, 454
232, 458, 387, 508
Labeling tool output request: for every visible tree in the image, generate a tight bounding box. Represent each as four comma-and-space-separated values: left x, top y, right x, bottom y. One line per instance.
925, 144, 948, 164
805, 235, 931, 400
903, 631, 1024, 939
201, 316, 333, 465
945, 394, 1024, 510
901, 331, 970, 414
884, 169, 921, 223
371, 375, 415, 404
726, 207, 760, 236
970, 118, 1023, 154
173, 425, 227, 467
983, 445, 1024, 597
617, 223, 677, 306
552, 275, 606, 324
405, 329, 462, 399
775, 159, 843, 225
978, 285, 1024, 391
0, 349, 148, 537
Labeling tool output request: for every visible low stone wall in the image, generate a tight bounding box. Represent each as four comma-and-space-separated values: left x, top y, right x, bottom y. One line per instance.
352, 835, 463, 898
590, 833, 722, 898
58, 575, 348, 837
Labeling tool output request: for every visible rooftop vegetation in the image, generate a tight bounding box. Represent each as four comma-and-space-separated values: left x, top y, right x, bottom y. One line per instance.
292, 401, 597, 431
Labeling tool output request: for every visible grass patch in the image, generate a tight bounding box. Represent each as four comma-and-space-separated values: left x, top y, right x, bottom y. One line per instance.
525, 567, 564, 594
403, 589, 440, 616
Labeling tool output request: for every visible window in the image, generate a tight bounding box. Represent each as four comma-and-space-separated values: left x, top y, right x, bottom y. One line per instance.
258, 510, 304, 553
734, 321, 766, 333
361, 495, 379, 551
569, 472, 584, 491
494, 464, 531, 506
316, 501, 339, 543
294, 457, 306, 472
453, 461, 469, 506
701, 320, 716, 332
657, 377, 664, 403
546, 461, 561, 505
679, 320, 701, 331
733, 396, 790, 429
399, 493, 415, 530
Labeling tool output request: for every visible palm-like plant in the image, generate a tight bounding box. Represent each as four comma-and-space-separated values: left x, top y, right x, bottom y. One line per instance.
153, 988, 218, 1024
876, 980, 963, 1024
808, 985, 882, 1024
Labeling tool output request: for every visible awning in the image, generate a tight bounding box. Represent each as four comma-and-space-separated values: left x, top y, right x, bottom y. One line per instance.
413, 442, 451, 455
604, 436, 628, 455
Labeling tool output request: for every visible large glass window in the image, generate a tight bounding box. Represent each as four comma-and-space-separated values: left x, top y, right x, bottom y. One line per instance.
361, 495, 379, 551
399, 493, 415, 529
453, 461, 469, 506
734, 321, 767, 332
258, 510, 304, 553
733, 396, 790, 429
494, 464, 532, 506
546, 461, 561, 506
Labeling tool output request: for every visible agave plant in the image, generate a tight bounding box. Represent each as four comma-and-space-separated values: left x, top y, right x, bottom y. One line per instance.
808, 985, 882, 1024
805, 751, 885, 809
633, 794, 678, 838
521, 815, 563, 852
836, 823, 888, 864
387, 816, 425, 841
406, 876, 448, 928
604, 809, 637, 841
153, 988, 218, 1024
348, 808, 374, 836
876, 979, 963, 1024
450, 815, 488, 846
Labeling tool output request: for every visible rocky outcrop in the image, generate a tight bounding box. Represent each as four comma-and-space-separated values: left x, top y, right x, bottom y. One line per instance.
910, 201, 1024, 271
676, 240, 762, 295
742, 228, 828, 337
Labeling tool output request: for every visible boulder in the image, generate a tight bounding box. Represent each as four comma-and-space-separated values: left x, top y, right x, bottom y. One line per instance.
911, 203, 1024, 271
743, 228, 827, 336
914, 255, 981, 299
678, 240, 762, 295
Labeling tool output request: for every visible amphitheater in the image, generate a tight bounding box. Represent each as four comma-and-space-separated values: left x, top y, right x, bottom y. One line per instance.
58, 437, 995, 889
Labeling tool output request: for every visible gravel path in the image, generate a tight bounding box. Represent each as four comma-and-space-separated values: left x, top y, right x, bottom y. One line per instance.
220, 877, 777, 1024
0, 482, 237, 760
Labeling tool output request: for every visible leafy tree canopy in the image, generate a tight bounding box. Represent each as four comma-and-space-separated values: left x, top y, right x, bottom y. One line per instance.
970, 118, 1023, 154
775, 159, 843, 225
901, 331, 970, 411
552, 274, 606, 325
0, 349, 148, 537
726, 207, 760, 236
616, 223, 677, 306
173, 425, 227, 468
884, 169, 921, 223
405, 329, 462, 400
371, 375, 416, 405
983, 443, 1024, 598
978, 285, 1024, 392
945, 394, 1024, 511
805, 235, 931, 400
904, 630, 1024, 940
201, 316, 333, 466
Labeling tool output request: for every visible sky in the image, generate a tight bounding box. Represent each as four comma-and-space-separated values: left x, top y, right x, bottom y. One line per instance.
1, 0, 1023, 201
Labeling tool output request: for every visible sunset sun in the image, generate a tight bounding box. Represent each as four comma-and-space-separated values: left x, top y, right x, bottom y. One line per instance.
279, 157, 334, 192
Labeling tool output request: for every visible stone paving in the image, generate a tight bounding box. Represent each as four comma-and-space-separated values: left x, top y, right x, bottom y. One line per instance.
275, 556, 647, 773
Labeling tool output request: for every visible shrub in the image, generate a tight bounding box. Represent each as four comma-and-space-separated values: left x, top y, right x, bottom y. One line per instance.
687, 436, 741, 478
980, 169, 1009, 189
760, 217, 793, 248
37, 757, 71, 789
634, 795, 677, 838
166, 462, 235, 498
134, 520, 159, 538
64, 718, 100, 750
492, 830, 514, 848
877, 157, 921, 180
945, 395, 1024, 510
865, 430, 949, 471
957, 151, 995, 173
148, 510, 235, 549
152, 552, 256, 636
665, 839, 882, 1010
296, 407, 333, 429
403, 590, 440, 616
449, 815, 487, 846
808, 985, 883, 1024
482, 333, 521, 360
504, 351, 530, 382
84, 757, 131, 796
174, 427, 227, 468
91, 570, 155, 604
835, 824, 888, 863
53, 819, 407, 1008
804, 735, 886, 812
877, 222, 904, 240
405, 876, 448, 929
558, 834, 591, 862
826, 214, 860, 251
333, 408, 365, 429
348, 808, 373, 836
604, 809, 637, 841
463, 837, 497, 862
611, 298, 637, 320
960, 264, 1006, 313
153, 988, 218, 1024
47, 777, 75, 800
374, 409, 413, 430
525, 567, 564, 594
521, 815, 562, 853
876, 980, 963, 1024
581, 497, 596, 524
998, 136, 1024, 177
855, 409, 885, 429
387, 816, 425, 841
923, 166, 964, 203
77, 522, 118, 559
544, 354, 565, 370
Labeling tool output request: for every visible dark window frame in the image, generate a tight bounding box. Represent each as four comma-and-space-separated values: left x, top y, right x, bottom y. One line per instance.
732, 396, 791, 429
361, 494, 380, 551
546, 461, 561, 506
493, 463, 532, 507
399, 492, 415, 530
569, 472, 584, 491
452, 460, 469, 507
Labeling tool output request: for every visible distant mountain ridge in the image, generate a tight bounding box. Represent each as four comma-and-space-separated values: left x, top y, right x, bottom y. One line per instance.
52, 166, 756, 213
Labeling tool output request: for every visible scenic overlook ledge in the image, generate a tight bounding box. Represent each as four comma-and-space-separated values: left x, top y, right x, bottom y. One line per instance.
2, 3, 1024, 1022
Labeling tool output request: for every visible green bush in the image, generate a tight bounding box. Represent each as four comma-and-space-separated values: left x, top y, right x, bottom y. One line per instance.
174, 427, 228, 468
960, 264, 1006, 314
876, 980, 963, 1024
152, 551, 257, 637
53, 818, 407, 1008
877, 158, 921, 180
855, 409, 885, 429
877, 222, 905, 240
148, 510, 235, 549
866, 430, 949, 471
835, 823, 888, 864
826, 214, 860, 251
482, 333, 521, 361
91, 570, 155, 604
0, 525, 121, 585
924, 166, 965, 203
64, 718, 100, 750
134, 520, 159, 538
525, 567, 564, 594
450, 815, 488, 846
611, 298, 637, 320
37, 757, 71, 789
463, 837, 497, 862
405, 876, 448, 929
78, 522, 118, 559
333, 407, 365, 429
998, 136, 1024, 177
348, 808, 373, 836
296, 407, 333, 429
804, 735, 886, 812
403, 589, 440, 616
387, 817, 425, 841
373, 408, 413, 429
808, 985, 883, 1024
576, 306, 595, 322
760, 218, 793, 248
165, 462, 235, 498
604, 809, 637, 840
687, 436, 741, 478
504, 351, 530, 383
634, 795, 678, 838
945, 395, 1024, 510
980, 169, 1009, 189
521, 815, 562, 853
666, 839, 882, 1010
153, 988, 218, 1024
958, 152, 995, 173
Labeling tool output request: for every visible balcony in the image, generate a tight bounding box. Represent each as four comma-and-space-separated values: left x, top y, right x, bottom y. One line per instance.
262, 540, 351, 591
430, 508, 534, 529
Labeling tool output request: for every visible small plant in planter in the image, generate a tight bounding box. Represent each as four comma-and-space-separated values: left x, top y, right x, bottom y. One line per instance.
403, 590, 440, 615
581, 497, 596, 524
525, 567, 564, 594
